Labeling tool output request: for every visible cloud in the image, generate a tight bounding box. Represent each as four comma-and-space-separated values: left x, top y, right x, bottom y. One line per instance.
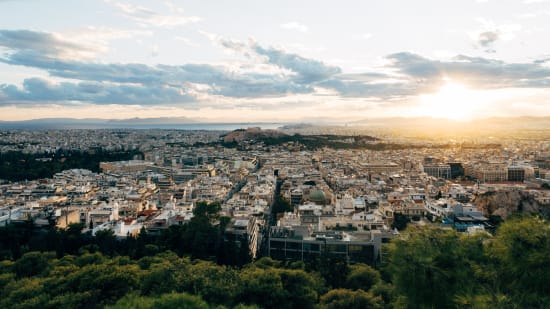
280, 22, 309, 33
1, 30, 550, 108
252, 44, 341, 83
0, 30, 314, 104
477, 30, 500, 47
62, 27, 152, 52
199, 30, 253, 57
470, 19, 521, 53
0, 78, 197, 105
317, 52, 550, 99
0, 52, 313, 101
104, 0, 200, 28
175, 36, 199, 47
317, 78, 416, 99
0, 28, 149, 61
384, 52, 550, 89
0, 29, 101, 60
200, 33, 343, 83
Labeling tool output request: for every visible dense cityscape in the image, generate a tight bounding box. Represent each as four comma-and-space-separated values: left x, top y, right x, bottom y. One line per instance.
2, 0, 550, 307
0, 124, 548, 308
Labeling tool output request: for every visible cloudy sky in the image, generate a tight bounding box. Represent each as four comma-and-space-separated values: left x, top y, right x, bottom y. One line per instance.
0, 0, 549, 122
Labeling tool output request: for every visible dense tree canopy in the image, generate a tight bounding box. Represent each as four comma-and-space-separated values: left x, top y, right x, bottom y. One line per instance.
385, 216, 549, 308
0, 149, 143, 181
0, 216, 547, 308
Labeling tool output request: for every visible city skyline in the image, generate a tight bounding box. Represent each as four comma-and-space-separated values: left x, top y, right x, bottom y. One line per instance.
1, 0, 550, 122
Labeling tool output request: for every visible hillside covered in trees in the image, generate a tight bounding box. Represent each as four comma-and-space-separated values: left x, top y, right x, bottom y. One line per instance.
0, 216, 548, 308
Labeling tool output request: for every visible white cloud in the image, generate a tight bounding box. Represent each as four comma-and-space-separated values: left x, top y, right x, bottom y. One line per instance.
104, 0, 200, 28
62, 27, 152, 56
199, 30, 255, 57
163, 0, 185, 13
175, 36, 199, 47
280, 22, 309, 33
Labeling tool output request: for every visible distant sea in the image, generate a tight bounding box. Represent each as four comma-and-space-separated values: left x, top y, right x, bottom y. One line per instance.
0, 122, 285, 131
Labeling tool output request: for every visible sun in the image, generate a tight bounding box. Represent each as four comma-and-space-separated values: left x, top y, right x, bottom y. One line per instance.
419, 81, 481, 120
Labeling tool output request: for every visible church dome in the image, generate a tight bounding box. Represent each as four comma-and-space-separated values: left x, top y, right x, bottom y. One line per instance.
309, 189, 326, 202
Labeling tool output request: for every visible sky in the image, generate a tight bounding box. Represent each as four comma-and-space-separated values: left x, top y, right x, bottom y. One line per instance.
0, 0, 549, 122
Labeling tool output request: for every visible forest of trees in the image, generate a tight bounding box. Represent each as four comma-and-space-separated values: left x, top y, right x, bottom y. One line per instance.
0, 214, 548, 308
0, 148, 143, 182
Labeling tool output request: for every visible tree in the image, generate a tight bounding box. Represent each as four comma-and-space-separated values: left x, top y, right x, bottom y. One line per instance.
279, 269, 322, 309
141, 266, 177, 296
385, 227, 473, 308
272, 196, 292, 214
370, 282, 395, 309
193, 201, 221, 222
164, 200, 227, 259
488, 216, 550, 307
14, 251, 53, 278
236, 267, 288, 309
319, 289, 382, 309
107, 292, 209, 309
345, 263, 381, 291
160, 225, 188, 256
391, 213, 409, 231
0, 277, 48, 309
60, 223, 88, 256
178, 260, 239, 305
95, 229, 117, 256
151, 293, 210, 309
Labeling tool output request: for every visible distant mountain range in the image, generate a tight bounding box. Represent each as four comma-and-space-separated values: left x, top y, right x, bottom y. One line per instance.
0, 117, 281, 130
0, 117, 199, 128
0, 116, 548, 130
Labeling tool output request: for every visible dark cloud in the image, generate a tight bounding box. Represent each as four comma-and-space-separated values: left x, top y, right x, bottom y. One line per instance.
477, 30, 500, 47
0, 30, 312, 103
317, 52, 550, 98
252, 44, 341, 83
0, 29, 97, 58
386, 52, 442, 79
0, 78, 196, 105
318, 78, 421, 99
384, 52, 550, 89
0, 55, 312, 103
476, 30, 501, 53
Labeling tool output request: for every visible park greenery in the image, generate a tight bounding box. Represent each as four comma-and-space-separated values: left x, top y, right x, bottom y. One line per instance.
0, 209, 548, 308
221, 131, 502, 151
0, 148, 143, 182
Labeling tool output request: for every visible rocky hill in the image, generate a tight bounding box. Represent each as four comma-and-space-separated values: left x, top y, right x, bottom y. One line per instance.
473, 189, 550, 219
221, 127, 286, 143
